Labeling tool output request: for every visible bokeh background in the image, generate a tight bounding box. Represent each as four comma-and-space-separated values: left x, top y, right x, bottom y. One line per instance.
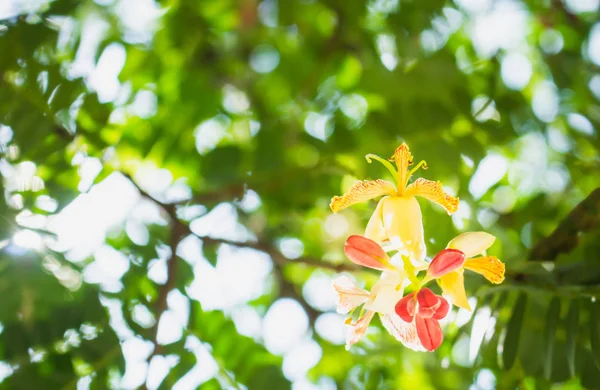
0, 0, 599, 389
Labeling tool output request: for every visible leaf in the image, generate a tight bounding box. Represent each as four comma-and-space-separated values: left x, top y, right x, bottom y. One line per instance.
566, 299, 580, 377
582, 348, 600, 389
589, 299, 600, 369
202, 240, 220, 267
543, 297, 561, 379
501, 293, 527, 370
190, 302, 290, 389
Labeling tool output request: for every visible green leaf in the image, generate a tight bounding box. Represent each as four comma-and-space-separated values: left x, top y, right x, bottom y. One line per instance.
190, 302, 290, 389
543, 297, 561, 379
589, 299, 600, 370
202, 240, 220, 267
502, 293, 527, 370
566, 299, 580, 377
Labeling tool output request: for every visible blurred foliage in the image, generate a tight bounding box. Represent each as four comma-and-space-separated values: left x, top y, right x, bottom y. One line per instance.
0, 0, 599, 389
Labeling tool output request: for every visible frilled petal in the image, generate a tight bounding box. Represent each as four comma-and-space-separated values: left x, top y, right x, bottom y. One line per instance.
427, 249, 466, 278
395, 292, 417, 323
344, 235, 391, 271
345, 310, 375, 350
365, 198, 386, 243
415, 316, 444, 352
447, 232, 495, 258
390, 143, 414, 189
404, 178, 459, 214
464, 256, 505, 284
379, 313, 425, 352
416, 287, 446, 319
381, 196, 426, 262
433, 297, 450, 320
332, 276, 370, 314
330, 179, 396, 213
440, 270, 471, 311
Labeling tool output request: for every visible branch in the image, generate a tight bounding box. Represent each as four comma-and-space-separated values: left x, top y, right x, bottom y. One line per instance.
123, 173, 361, 272
200, 236, 363, 273
124, 175, 356, 331
185, 184, 246, 206
146, 216, 187, 359
530, 187, 600, 261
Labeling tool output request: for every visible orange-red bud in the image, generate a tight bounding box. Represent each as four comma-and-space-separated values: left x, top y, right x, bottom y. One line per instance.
344, 235, 390, 270
427, 249, 466, 278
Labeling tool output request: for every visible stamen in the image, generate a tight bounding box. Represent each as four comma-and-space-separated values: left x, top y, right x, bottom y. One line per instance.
365, 154, 398, 181
344, 317, 353, 325
408, 160, 428, 178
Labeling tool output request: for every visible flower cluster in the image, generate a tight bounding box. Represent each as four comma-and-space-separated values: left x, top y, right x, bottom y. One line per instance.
330, 143, 505, 351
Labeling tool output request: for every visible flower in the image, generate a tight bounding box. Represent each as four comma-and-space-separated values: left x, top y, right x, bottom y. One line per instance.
333, 235, 423, 350
425, 232, 505, 310
330, 143, 459, 262
333, 273, 423, 351
395, 287, 450, 351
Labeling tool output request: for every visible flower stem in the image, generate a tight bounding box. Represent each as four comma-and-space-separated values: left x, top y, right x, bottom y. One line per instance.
401, 254, 421, 289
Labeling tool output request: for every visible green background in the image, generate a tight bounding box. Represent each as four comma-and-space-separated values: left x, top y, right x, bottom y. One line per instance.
0, 0, 599, 388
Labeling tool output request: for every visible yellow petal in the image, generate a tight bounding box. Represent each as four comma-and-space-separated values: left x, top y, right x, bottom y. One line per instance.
364, 198, 386, 242
404, 178, 459, 215
379, 313, 425, 352
447, 232, 495, 258
345, 310, 375, 350
389, 143, 414, 190
330, 179, 396, 213
381, 196, 426, 262
332, 276, 370, 314
440, 270, 471, 311
464, 256, 505, 284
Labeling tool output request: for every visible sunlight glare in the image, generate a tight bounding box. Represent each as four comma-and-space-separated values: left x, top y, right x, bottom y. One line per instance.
12, 230, 42, 250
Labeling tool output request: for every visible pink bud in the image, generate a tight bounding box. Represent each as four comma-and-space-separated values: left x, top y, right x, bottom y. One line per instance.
427, 249, 466, 278
344, 235, 390, 270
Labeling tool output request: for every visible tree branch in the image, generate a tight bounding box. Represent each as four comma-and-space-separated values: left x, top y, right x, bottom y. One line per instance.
124, 174, 358, 332
530, 187, 600, 261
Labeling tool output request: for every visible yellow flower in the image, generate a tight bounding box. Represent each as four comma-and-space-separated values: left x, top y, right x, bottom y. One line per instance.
429, 232, 505, 311
330, 143, 459, 262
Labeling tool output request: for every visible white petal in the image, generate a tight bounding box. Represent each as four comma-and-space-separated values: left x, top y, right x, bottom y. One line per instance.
447, 232, 495, 258
364, 271, 405, 315
332, 276, 369, 314
365, 283, 403, 315
379, 314, 425, 352
345, 310, 375, 350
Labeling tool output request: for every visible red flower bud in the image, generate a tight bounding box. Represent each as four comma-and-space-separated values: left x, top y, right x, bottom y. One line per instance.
427, 249, 466, 278
344, 235, 390, 270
